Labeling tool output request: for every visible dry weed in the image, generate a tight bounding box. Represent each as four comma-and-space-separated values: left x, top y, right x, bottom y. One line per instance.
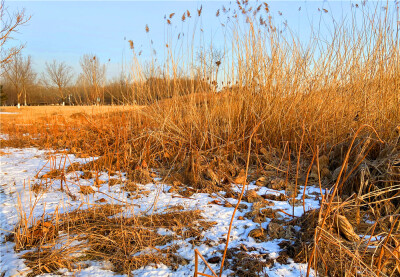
10, 204, 216, 275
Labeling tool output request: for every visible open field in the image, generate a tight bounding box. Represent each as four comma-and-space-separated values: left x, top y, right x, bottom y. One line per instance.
1, 1, 400, 276
0, 105, 139, 122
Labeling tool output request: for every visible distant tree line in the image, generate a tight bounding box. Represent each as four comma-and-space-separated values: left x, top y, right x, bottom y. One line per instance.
0, 53, 214, 106
1, 0, 221, 108
1, 0, 223, 107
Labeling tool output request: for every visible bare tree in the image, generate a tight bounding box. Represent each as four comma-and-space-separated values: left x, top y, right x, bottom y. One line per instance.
79, 54, 106, 104
0, 84, 6, 105
3, 54, 36, 107
44, 60, 73, 105
0, 0, 31, 65
196, 46, 224, 83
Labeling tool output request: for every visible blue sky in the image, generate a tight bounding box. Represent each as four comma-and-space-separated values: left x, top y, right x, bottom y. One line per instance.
5, 1, 398, 81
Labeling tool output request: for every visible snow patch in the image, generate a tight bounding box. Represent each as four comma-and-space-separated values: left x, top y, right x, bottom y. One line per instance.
0, 147, 319, 276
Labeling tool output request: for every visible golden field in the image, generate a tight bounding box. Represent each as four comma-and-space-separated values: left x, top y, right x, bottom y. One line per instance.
0, 105, 139, 123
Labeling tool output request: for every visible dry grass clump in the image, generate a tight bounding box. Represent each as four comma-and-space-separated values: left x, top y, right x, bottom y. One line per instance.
292, 206, 399, 276
223, 246, 273, 277
12, 220, 59, 251
21, 244, 85, 277
10, 204, 215, 276
134, 77, 212, 105
309, 202, 399, 276
327, 135, 400, 219
289, 133, 400, 276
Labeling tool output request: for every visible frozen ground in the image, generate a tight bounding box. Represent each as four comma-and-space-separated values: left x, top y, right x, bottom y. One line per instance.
0, 147, 319, 276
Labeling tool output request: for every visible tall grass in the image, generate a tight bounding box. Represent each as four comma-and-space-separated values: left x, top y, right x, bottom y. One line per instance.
129, 0, 399, 164
1, 1, 399, 276
2, 1, 399, 178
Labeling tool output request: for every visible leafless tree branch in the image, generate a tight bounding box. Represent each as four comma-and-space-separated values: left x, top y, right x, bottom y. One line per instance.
0, 0, 31, 65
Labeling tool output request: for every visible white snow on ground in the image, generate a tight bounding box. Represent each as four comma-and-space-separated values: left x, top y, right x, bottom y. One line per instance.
0, 147, 318, 277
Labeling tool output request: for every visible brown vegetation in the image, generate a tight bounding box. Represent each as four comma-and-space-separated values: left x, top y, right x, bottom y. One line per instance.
9, 204, 215, 276
1, 1, 399, 276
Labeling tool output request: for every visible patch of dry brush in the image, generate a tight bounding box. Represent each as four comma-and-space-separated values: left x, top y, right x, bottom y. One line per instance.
9, 204, 215, 276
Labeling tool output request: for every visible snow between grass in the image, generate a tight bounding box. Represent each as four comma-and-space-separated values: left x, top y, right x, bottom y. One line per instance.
0, 147, 318, 276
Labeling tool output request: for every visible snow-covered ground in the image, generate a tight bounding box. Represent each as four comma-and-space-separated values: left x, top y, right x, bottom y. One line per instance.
0, 134, 9, 140
0, 147, 319, 277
